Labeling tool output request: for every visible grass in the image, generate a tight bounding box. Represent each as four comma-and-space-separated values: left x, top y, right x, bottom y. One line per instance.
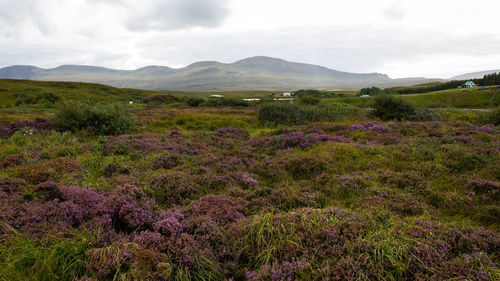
0, 79, 499, 280
328, 87, 500, 108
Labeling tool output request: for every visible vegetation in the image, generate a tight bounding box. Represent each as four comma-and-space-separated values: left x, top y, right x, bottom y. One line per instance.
388, 72, 500, 95
258, 103, 358, 125
201, 97, 250, 107
293, 89, 347, 98
358, 86, 385, 96
53, 103, 135, 135
372, 96, 416, 121
0, 79, 499, 280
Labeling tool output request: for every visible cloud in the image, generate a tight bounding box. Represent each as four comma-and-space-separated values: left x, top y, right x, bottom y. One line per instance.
125, 0, 230, 31
0, 0, 52, 37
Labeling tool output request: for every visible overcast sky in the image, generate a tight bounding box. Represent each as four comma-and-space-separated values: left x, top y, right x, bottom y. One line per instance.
1, 0, 499, 78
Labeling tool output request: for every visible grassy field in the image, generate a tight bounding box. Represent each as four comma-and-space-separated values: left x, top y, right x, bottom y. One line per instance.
0, 79, 498, 280
329, 87, 500, 108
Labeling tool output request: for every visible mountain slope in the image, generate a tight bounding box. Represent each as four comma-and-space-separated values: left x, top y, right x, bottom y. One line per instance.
0, 56, 428, 91
450, 69, 500, 80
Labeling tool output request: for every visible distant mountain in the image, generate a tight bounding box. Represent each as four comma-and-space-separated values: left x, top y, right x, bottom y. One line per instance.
0, 56, 435, 91
450, 69, 500, 80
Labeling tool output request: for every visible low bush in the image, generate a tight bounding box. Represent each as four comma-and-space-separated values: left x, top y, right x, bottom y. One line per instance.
258, 103, 318, 125
372, 96, 416, 121
186, 97, 204, 107
53, 103, 135, 135
201, 97, 249, 107
297, 96, 320, 105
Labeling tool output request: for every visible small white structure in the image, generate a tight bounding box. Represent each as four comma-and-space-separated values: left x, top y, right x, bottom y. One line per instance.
129, 101, 134, 104
464, 81, 476, 88
243, 98, 260, 101
282, 92, 292, 97
360, 95, 370, 98
210, 94, 224, 98
274, 98, 294, 104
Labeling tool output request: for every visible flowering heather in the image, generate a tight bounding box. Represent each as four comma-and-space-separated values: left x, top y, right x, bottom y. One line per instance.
214, 126, 250, 140
349, 121, 389, 133
186, 194, 245, 225
475, 125, 496, 134
0, 124, 12, 138
0, 178, 26, 195
0, 153, 25, 168
247, 130, 350, 153
245, 258, 308, 281
0, 109, 499, 280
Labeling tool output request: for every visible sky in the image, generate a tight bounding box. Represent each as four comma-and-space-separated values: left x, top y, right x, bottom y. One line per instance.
0, 0, 499, 78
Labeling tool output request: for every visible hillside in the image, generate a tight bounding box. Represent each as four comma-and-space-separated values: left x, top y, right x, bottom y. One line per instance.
451, 69, 500, 80
0, 79, 158, 107
0, 56, 436, 91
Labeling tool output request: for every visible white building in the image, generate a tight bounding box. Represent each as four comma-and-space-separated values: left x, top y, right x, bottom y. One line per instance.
209, 94, 224, 98
282, 92, 292, 97
464, 81, 476, 88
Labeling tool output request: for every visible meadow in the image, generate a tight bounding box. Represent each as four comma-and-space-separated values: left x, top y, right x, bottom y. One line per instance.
0, 79, 499, 281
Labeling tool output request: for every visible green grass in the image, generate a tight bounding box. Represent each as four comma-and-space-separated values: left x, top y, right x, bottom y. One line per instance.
0, 79, 160, 108
328, 87, 500, 108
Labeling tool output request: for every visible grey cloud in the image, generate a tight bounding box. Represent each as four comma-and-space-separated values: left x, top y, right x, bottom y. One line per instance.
133, 25, 500, 75
126, 0, 230, 31
0, 0, 52, 37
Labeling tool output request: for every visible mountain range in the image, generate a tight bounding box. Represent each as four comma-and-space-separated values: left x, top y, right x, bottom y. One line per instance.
0, 56, 480, 91
450, 69, 500, 80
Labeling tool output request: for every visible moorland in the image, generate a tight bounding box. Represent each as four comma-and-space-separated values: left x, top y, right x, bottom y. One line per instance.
0, 77, 499, 280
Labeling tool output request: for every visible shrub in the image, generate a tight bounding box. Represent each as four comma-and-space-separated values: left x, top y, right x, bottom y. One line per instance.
54, 103, 135, 135
358, 86, 385, 96
297, 96, 320, 105
372, 96, 416, 121
186, 97, 204, 107
258, 103, 318, 125
201, 97, 249, 107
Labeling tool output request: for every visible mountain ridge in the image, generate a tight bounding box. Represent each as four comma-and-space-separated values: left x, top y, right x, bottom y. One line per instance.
450, 69, 500, 80
0, 56, 440, 91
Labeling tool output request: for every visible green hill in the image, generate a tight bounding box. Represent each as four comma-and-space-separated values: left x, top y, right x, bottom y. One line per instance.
0, 56, 422, 91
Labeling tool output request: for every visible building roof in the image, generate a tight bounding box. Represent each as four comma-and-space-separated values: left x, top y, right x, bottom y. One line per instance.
465, 81, 475, 85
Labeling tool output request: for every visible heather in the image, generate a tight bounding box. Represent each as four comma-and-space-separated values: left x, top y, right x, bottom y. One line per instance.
0, 103, 499, 280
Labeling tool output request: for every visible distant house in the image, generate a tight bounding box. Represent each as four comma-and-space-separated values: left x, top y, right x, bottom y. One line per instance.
210, 94, 224, 98
464, 81, 476, 88
274, 98, 294, 104
282, 92, 292, 97
360, 94, 370, 98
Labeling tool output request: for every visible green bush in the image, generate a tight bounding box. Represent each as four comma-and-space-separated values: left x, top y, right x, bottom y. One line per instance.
54, 103, 135, 135
297, 96, 320, 105
201, 97, 249, 107
358, 86, 385, 96
258, 103, 318, 125
186, 97, 204, 107
372, 96, 416, 121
